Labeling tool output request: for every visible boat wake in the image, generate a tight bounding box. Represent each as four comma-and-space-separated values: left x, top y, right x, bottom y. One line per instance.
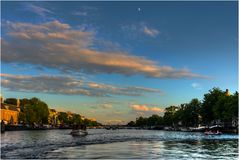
1, 129, 238, 159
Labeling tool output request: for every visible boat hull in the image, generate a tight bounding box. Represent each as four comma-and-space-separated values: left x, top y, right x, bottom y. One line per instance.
70, 130, 88, 136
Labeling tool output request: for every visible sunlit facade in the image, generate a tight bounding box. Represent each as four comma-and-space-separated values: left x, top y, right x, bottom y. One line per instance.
0, 96, 20, 125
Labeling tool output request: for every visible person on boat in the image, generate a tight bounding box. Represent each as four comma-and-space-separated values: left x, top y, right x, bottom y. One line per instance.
71, 124, 79, 132
82, 124, 87, 131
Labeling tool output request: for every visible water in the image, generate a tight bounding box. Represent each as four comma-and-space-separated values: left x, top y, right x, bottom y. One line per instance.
1, 129, 238, 159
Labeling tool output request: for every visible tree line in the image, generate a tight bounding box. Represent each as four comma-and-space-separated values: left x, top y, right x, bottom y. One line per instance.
127, 88, 238, 128
4, 97, 101, 127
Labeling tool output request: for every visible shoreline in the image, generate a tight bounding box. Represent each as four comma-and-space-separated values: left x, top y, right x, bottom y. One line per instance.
2, 125, 238, 134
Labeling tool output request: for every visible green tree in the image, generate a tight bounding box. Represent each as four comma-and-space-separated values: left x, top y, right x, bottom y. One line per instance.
20, 98, 31, 106
221, 91, 238, 123
71, 114, 82, 125
127, 121, 135, 127
58, 112, 69, 124
20, 98, 49, 125
213, 94, 229, 121
181, 99, 201, 127
201, 88, 224, 125
135, 116, 148, 126
18, 112, 26, 124
163, 106, 178, 126
147, 114, 162, 126
4, 98, 17, 105
25, 104, 38, 126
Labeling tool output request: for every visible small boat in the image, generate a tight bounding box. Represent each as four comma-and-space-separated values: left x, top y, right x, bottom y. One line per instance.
70, 124, 88, 136
70, 129, 88, 136
204, 125, 222, 135
204, 130, 222, 135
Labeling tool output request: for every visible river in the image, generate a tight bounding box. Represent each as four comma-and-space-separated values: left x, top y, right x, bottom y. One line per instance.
1, 129, 238, 159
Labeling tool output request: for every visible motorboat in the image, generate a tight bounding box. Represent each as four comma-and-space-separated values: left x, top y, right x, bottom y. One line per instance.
70, 129, 88, 136
204, 125, 222, 135
70, 124, 88, 136
204, 130, 222, 135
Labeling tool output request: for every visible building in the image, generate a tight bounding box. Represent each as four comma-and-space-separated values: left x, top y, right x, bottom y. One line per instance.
48, 109, 59, 126
0, 96, 20, 125
225, 89, 230, 96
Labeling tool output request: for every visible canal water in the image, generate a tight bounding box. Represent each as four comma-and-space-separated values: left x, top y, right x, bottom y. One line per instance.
1, 129, 238, 159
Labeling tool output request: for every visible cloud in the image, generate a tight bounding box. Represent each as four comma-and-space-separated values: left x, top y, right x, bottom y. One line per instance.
131, 104, 149, 111
104, 119, 125, 125
1, 74, 161, 97
2, 20, 208, 79
87, 82, 161, 96
130, 104, 164, 113
121, 23, 160, 38
191, 82, 203, 90
72, 11, 87, 16
25, 4, 53, 17
143, 26, 159, 37
99, 103, 112, 109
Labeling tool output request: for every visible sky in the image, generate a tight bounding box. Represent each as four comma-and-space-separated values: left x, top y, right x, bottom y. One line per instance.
1, 1, 238, 124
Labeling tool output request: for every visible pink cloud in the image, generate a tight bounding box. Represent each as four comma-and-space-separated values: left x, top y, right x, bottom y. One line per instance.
2, 20, 208, 79
131, 104, 149, 111
131, 104, 164, 113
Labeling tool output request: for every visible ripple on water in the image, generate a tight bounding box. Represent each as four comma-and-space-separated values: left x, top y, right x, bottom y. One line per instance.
1, 129, 238, 159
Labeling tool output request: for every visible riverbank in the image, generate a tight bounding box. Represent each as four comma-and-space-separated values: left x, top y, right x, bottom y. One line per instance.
1, 124, 105, 132
104, 125, 238, 134
2, 125, 237, 134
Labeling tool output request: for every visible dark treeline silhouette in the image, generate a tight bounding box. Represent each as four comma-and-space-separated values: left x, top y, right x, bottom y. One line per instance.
127, 88, 238, 129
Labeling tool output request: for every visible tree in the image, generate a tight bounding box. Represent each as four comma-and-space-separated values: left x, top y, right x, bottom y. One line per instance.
213, 94, 229, 121
24, 104, 38, 126
163, 106, 178, 126
83, 118, 101, 126
136, 116, 148, 127
20, 98, 31, 106
221, 91, 238, 123
201, 88, 224, 125
34, 99, 49, 124
181, 99, 201, 127
19, 98, 49, 126
147, 115, 162, 126
71, 114, 82, 125
18, 112, 26, 124
58, 112, 69, 125
127, 88, 237, 128
127, 121, 135, 127
4, 98, 17, 105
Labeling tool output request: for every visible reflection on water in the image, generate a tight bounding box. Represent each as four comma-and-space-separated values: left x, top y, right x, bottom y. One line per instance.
1, 129, 238, 159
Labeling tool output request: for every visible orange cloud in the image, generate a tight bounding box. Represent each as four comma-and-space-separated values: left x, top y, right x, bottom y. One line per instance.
105, 119, 125, 125
2, 20, 208, 79
131, 104, 164, 113
131, 104, 149, 111
150, 107, 164, 112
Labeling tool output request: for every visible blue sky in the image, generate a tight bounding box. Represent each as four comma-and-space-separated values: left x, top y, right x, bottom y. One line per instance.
1, 1, 238, 124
